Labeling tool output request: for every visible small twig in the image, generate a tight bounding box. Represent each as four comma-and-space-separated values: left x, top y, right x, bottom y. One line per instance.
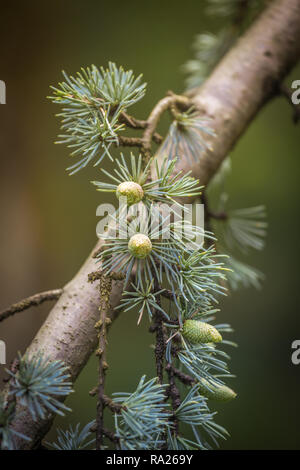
279, 83, 300, 124
90, 423, 119, 445
0, 289, 63, 324
142, 93, 191, 161
119, 112, 163, 144
161, 289, 176, 301
150, 276, 166, 384
165, 363, 195, 386
117, 136, 144, 147
119, 111, 147, 129
102, 428, 119, 445
89, 390, 125, 413
166, 363, 181, 434
117, 93, 190, 165
94, 274, 112, 450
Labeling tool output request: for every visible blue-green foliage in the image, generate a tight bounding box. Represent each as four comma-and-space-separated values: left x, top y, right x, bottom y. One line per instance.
113, 376, 170, 450
116, 280, 169, 325
49, 62, 146, 174
156, 109, 215, 163
7, 354, 73, 421
208, 158, 267, 289
92, 154, 203, 208
174, 385, 229, 448
0, 395, 31, 450
47, 421, 96, 450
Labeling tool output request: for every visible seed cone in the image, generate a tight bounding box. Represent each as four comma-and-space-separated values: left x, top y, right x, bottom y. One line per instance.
182, 319, 222, 344
116, 181, 144, 206
198, 378, 237, 402
128, 234, 152, 259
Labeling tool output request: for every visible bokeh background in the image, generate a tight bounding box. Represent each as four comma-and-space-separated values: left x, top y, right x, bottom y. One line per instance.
0, 0, 299, 450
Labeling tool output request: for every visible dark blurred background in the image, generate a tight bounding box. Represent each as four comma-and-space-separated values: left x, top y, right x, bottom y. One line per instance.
0, 0, 299, 450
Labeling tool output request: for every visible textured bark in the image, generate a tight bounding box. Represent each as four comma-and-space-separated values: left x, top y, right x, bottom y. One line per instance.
175, 0, 300, 185
8, 0, 300, 449
9, 240, 126, 448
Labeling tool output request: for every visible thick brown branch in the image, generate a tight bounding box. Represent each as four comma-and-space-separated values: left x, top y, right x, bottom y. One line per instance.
0, 289, 63, 324
177, 0, 300, 186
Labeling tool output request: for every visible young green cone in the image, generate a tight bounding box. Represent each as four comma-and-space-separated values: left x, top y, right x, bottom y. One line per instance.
128, 233, 152, 259
198, 378, 237, 402
182, 319, 222, 344
116, 181, 144, 206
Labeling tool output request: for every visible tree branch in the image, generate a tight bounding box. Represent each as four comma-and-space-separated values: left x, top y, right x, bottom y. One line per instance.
143, 94, 191, 159
119, 111, 163, 143
0, 289, 63, 323
150, 276, 165, 384
89, 273, 112, 450
174, 0, 300, 186
166, 363, 181, 434
165, 363, 195, 386
7, 0, 300, 449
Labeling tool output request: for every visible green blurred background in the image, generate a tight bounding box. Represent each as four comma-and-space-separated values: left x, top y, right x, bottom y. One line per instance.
0, 0, 299, 450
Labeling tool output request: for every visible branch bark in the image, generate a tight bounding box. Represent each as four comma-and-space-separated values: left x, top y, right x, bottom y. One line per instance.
170, 0, 300, 185
0, 289, 63, 323
8, 0, 300, 449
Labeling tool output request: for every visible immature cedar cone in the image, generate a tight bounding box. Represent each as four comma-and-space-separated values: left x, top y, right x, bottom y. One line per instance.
116, 181, 144, 206
182, 319, 222, 344
198, 378, 237, 402
128, 233, 152, 259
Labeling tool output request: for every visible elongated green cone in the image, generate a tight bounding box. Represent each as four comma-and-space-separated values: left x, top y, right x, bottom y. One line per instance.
182, 319, 222, 344
198, 378, 237, 402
